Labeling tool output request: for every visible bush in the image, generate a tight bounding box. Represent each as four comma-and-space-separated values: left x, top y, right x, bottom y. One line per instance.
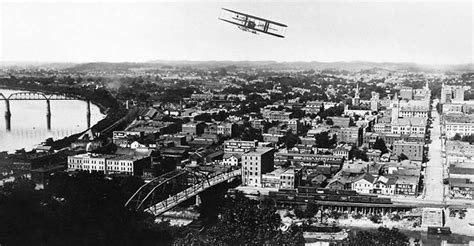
329, 211, 342, 220
352, 213, 363, 219
369, 214, 382, 223
391, 214, 401, 221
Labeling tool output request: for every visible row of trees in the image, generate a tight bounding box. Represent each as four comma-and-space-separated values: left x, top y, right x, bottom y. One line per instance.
453, 133, 474, 143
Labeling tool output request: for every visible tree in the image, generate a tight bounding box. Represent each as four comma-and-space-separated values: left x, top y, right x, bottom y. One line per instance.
349, 147, 368, 161
373, 138, 389, 154
285, 131, 301, 149
453, 133, 462, 141
315, 132, 333, 148
398, 153, 409, 162
326, 118, 334, 125
461, 134, 474, 143
347, 227, 409, 246
0, 173, 176, 246
203, 193, 302, 245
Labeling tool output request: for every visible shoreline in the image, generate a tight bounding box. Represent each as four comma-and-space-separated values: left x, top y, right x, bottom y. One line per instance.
0, 84, 124, 151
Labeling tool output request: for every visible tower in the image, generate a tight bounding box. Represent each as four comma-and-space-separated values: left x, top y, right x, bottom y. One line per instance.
352, 82, 360, 105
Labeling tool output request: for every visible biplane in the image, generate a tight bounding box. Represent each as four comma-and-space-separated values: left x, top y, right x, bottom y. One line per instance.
219, 8, 287, 38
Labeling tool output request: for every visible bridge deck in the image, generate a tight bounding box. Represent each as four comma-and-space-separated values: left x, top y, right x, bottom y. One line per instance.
145, 169, 241, 216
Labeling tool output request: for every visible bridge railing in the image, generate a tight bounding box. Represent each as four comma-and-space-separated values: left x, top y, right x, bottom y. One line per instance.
145, 169, 241, 216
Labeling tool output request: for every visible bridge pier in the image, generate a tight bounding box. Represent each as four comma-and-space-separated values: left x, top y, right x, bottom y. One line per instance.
4, 99, 11, 131
46, 99, 51, 130
86, 100, 91, 129
195, 194, 201, 206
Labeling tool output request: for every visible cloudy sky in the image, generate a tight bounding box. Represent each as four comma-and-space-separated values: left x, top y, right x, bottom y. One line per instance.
1, 0, 472, 64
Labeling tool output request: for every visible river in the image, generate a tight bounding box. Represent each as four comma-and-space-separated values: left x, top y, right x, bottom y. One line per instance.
0, 89, 105, 153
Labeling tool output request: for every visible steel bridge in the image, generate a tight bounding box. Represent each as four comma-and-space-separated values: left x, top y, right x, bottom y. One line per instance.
0, 92, 91, 130
125, 167, 241, 216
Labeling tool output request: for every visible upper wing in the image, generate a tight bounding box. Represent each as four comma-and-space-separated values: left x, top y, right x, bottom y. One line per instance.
219, 18, 285, 38
221, 8, 288, 27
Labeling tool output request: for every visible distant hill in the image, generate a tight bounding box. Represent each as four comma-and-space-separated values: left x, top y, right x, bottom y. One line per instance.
3, 60, 473, 73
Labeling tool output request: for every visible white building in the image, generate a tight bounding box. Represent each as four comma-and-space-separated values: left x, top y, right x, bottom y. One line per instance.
391, 118, 426, 135
67, 153, 150, 176
221, 153, 241, 166
444, 113, 474, 138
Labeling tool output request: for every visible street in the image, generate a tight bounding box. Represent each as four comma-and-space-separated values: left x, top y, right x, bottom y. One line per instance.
422, 99, 445, 203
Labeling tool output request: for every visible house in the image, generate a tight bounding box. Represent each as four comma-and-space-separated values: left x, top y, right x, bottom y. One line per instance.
351, 173, 375, 194
309, 173, 328, 187
327, 179, 345, 190
373, 176, 397, 195
394, 175, 419, 195
222, 153, 242, 166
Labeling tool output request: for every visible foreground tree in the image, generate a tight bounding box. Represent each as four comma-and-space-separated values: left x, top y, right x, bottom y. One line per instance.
373, 138, 389, 154
180, 192, 304, 245
0, 173, 176, 246
348, 227, 409, 246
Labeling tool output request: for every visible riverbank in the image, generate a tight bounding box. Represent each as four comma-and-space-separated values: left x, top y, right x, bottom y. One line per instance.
0, 82, 126, 150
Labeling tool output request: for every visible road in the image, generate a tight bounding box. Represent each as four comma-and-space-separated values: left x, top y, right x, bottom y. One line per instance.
423, 99, 445, 203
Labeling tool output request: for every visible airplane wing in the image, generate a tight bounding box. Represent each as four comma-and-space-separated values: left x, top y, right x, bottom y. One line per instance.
221, 8, 288, 27
219, 18, 285, 38
218, 18, 247, 28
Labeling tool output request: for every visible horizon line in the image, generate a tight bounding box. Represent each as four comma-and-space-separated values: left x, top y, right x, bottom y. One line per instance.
1, 59, 473, 67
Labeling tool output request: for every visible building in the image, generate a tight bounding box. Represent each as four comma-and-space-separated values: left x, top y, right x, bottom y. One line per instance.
352, 82, 361, 105
400, 87, 413, 100
331, 126, 363, 146
262, 110, 292, 122
261, 168, 302, 189
333, 144, 351, 159
303, 101, 324, 114
287, 119, 300, 133
392, 141, 424, 162
274, 152, 344, 167
391, 118, 426, 135
444, 113, 474, 138
351, 173, 376, 194
399, 104, 430, 118
113, 131, 144, 145
263, 133, 284, 145
366, 149, 382, 162
373, 176, 397, 195
182, 121, 207, 135
241, 148, 275, 187
67, 153, 151, 176
223, 140, 258, 153
441, 84, 464, 104
446, 141, 474, 158
374, 123, 391, 134
217, 122, 235, 137
327, 117, 350, 127
222, 153, 241, 166
449, 161, 474, 199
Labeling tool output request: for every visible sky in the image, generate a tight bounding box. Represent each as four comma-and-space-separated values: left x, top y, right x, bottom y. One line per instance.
0, 0, 473, 64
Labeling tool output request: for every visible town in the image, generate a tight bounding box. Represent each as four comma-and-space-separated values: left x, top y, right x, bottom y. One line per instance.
1, 62, 474, 245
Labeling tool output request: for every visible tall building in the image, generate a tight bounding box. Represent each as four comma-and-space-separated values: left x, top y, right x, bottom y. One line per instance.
441, 84, 464, 104
370, 92, 379, 111
352, 82, 360, 105
241, 148, 274, 187
392, 141, 424, 162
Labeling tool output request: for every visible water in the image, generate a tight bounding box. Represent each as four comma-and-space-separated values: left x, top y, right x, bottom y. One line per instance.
0, 89, 105, 152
